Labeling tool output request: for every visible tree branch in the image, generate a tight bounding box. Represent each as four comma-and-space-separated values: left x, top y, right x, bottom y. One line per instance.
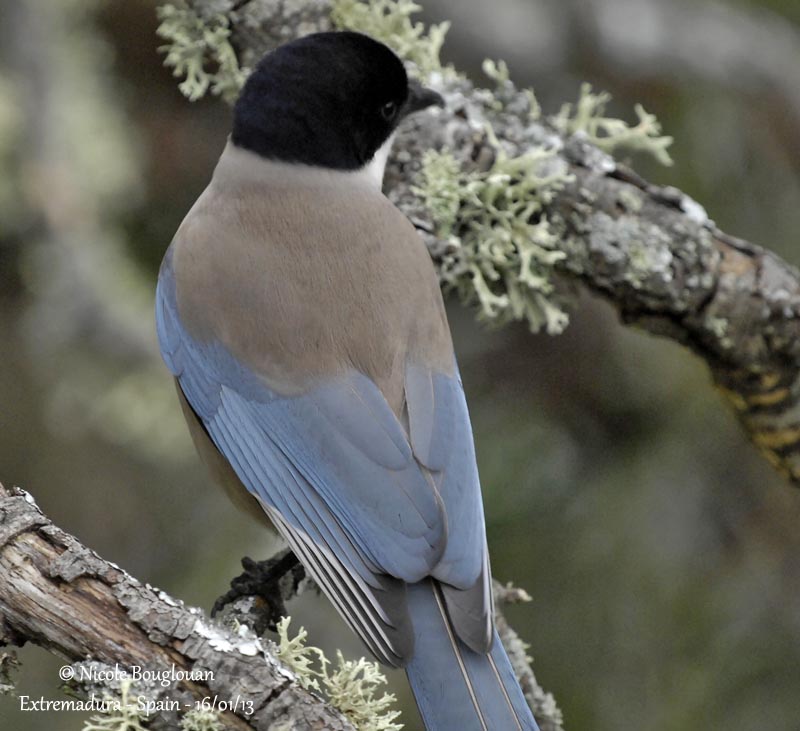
0, 482, 355, 730
197, 0, 800, 485
494, 582, 564, 731
554, 149, 800, 483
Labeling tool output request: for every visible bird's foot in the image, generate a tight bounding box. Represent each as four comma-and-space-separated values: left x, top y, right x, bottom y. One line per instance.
211, 548, 305, 634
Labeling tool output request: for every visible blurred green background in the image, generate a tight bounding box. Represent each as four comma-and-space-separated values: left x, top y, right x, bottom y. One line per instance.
1, 0, 799, 729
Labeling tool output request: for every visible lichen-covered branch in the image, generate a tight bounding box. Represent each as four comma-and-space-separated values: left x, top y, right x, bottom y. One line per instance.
554, 149, 800, 483
0, 482, 355, 731
161, 0, 800, 485
493, 582, 564, 731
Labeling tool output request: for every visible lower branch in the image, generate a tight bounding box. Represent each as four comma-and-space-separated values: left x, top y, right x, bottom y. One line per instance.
0, 482, 354, 731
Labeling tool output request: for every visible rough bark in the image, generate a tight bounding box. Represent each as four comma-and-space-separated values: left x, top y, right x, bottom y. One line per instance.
0, 482, 355, 731
207, 0, 800, 485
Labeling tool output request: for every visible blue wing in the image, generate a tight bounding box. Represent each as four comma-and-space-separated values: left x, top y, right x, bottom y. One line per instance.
405, 362, 492, 651
156, 249, 489, 662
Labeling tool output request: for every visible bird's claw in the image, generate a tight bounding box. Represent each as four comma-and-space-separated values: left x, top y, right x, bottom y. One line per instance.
211, 549, 305, 634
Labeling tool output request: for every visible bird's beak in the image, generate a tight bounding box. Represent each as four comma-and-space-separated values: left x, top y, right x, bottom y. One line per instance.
403, 78, 445, 117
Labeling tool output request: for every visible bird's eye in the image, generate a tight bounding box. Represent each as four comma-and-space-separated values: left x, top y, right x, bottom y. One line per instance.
380, 101, 398, 121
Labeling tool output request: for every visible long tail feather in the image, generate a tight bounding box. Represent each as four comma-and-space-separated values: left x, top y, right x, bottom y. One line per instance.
405, 580, 539, 731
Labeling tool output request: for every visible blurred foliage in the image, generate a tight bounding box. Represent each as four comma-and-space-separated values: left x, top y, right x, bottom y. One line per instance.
0, 1, 799, 730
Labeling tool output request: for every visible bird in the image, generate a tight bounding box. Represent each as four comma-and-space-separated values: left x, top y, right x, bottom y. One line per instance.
156, 30, 539, 731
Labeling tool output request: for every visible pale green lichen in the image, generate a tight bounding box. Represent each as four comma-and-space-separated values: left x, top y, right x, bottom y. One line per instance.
482, 58, 510, 85
274, 617, 324, 692
331, 0, 451, 77
82, 680, 147, 731
482, 59, 540, 120
705, 316, 734, 349
180, 707, 224, 731
706, 316, 729, 339
156, 2, 247, 103
616, 187, 643, 213
479, 59, 509, 111
553, 82, 674, 166
414, 133, 572, 335
415, 150, 463, 238
323, 653, 402, 731
626, 238, 662, 287
274, 617, 402, 731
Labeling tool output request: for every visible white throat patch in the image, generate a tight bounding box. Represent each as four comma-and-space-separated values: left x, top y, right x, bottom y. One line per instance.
361, 133, 396, 190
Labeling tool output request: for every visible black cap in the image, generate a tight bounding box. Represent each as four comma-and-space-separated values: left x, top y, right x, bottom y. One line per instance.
232, 32, 444, 170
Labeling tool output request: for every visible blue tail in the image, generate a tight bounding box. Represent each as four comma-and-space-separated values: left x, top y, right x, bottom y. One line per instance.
405, 580, 539, 731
